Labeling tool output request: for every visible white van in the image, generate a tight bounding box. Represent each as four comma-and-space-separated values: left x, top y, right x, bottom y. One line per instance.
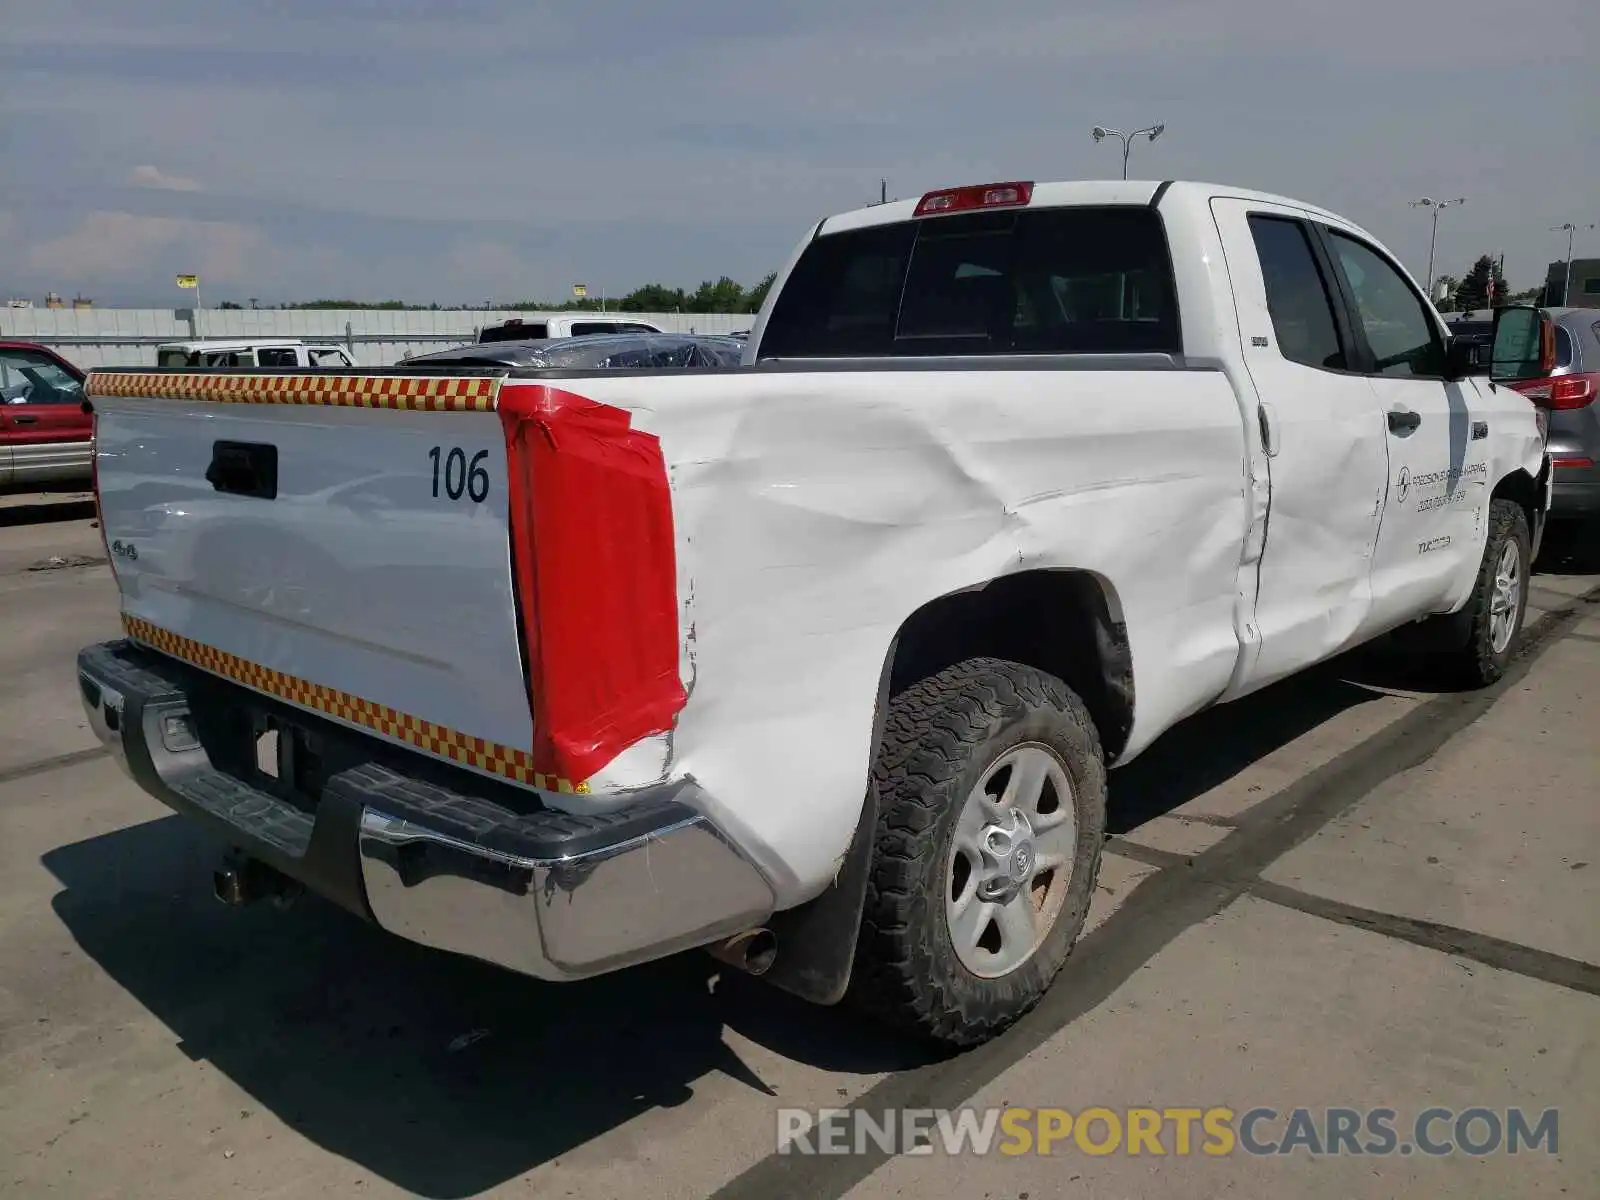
155, 339, 359, 368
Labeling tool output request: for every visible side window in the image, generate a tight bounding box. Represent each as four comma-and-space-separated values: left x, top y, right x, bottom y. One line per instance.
1553, 326, 1574, 370
307, 348, 350, 367
1325, 231, 1444, 378
570, 321, 621, 336
0, 351, 84, 404
1247, 216, 1347, 371
257, 347, 299, 367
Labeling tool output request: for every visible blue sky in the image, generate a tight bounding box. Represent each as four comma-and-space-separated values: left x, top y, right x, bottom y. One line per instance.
2, 0, 1594, 306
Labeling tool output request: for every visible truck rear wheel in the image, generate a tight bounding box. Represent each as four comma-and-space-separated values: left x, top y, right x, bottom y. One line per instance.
850, 657, 1106, 1047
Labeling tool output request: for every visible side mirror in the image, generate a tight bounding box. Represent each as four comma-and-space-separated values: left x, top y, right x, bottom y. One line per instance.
1488, 305, 1555, 385
1443, 338, 1476, 380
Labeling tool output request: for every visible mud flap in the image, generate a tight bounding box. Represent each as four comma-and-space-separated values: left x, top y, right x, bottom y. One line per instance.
760, 783, 878, 1006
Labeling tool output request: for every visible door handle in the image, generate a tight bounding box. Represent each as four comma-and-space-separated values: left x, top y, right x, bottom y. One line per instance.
1257, 402, 1280, 457
11, 414, 38, 425
1386, 409, 1421, 434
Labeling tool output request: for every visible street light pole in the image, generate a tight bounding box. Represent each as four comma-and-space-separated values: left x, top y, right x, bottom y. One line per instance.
1408, 196, 1465, 297
1091, 123, 1165, 180
1549, 222, 1596, 306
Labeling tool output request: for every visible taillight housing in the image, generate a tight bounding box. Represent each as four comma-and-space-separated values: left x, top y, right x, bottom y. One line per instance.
497, 383, 686, 786
1512, 371, 1598, 411
1547, 372, 1597, 410
914, 181, 1034, 217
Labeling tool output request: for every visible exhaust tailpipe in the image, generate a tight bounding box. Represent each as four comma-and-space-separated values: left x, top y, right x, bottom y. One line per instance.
707, 928, 777, 976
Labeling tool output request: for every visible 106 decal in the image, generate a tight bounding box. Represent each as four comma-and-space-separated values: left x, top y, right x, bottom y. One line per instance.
428, 447, 491, 502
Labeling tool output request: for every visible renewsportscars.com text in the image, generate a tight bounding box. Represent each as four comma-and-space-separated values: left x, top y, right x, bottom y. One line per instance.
776, 1105, 1560, 1158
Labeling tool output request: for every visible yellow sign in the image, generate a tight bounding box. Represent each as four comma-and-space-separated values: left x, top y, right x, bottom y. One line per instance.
175, 274, 198, 289
572, 283, 587, 298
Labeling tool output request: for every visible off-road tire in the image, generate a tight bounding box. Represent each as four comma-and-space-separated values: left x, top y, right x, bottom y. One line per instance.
1446, 499, 1530, 687
849, 657, 1106, 1047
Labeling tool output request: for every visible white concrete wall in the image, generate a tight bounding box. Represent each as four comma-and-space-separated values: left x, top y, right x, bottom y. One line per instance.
0, 308, 753, 368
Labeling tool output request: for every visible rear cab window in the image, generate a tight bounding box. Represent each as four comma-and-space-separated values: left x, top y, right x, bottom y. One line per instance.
759, 206, 1180, 359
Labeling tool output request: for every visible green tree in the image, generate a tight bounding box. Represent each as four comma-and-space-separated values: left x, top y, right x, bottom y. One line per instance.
620, 283, 688, 312
745, 271, 778, 313
1451, 256, 1510, 313
686, 276, 747, 313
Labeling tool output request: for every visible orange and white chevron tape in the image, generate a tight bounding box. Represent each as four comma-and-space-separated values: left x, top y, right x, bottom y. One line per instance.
86, 371, 503, 413
122, 614, 583, 793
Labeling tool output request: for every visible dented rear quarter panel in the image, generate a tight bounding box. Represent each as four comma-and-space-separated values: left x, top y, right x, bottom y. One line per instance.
565, 366, 1251, 903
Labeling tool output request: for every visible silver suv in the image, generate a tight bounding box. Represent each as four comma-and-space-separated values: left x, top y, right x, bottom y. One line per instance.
1528, 310, 1600, 536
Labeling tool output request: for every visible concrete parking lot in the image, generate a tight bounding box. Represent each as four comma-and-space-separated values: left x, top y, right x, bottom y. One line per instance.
0, 509, 1595, 1199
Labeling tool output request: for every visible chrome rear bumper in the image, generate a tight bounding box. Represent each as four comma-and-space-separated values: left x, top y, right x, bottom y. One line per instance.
78, 638, 774, 981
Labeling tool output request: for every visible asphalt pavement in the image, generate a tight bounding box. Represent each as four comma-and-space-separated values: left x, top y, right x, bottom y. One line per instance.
0, 511, 1594, 1199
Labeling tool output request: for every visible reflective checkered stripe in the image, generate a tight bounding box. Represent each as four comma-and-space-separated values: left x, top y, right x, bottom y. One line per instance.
85, 372, 502, 412
122, 614, 584, 793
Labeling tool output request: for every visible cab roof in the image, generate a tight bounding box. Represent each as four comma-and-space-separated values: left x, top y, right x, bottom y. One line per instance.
819, 179, 1372, 242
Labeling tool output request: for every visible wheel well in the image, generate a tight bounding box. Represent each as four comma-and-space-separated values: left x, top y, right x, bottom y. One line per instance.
1492, 467, 1542, 540
885, 570, 1135, 760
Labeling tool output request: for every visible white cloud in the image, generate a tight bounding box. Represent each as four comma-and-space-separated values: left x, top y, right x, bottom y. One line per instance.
27, 212, 264, 285
126, 164, 203, 192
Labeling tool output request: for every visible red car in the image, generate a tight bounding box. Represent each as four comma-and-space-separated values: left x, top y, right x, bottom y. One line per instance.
0, 341, 92, 487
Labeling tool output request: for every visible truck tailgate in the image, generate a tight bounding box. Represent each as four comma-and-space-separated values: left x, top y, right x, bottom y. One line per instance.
87, 371, 543, 782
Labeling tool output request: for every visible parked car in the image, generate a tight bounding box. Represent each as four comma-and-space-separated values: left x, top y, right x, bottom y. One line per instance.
1501, 307, 1600, 537
77, 178, 1552, 1048
474, 315, 663, 344
155, 339, 359, 368
0, 340, 91, 486
402, 332, 745, 370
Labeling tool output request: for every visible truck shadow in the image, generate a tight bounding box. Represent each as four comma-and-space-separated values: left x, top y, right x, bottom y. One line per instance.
41, 646, 1413, 1197
41, 816, 925, 1198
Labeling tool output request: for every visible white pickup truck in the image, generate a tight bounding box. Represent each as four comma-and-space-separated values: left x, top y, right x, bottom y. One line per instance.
78, 179, 1558, 1047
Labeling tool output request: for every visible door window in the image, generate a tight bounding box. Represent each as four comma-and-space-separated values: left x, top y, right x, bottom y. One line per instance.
0, 350, 85, 405
1247, 216, 1347, 371
256, 347, 299, 367
1325, 232, 1445, 378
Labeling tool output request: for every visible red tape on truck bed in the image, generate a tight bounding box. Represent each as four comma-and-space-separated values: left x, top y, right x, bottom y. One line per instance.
499, 385, 688, 783
122, 614, 587, 793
